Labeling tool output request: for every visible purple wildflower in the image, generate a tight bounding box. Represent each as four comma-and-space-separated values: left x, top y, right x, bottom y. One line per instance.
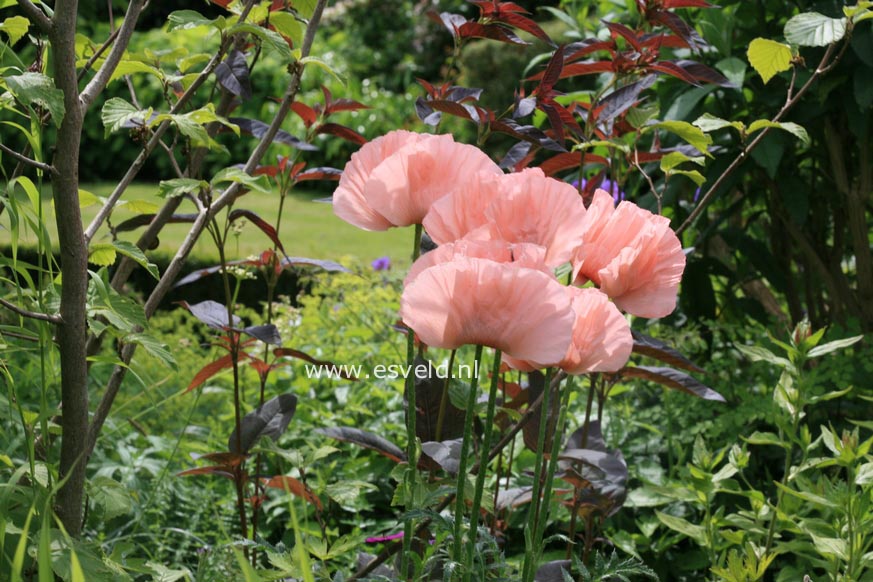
693, 187, 702, 202
571, 178, 626, 204
371, 256, 391, 271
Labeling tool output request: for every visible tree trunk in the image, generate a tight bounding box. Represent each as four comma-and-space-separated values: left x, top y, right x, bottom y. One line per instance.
51, 0, 89, 537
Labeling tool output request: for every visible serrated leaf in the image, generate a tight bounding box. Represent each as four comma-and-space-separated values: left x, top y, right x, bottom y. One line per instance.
747, 120, 809, 144
0, 15, 29, 44
112, 240, 159, 279
693, 113, 744, 133
158, 178, 207, 198
269, 12, 303, 47
747, 38, 792, 84
119, 199, 159, 214
230, 22, 292, 60
101, 97, 149, 135
167, 10, 218, 31
784, 12, 847, 47
87, 477, 133, 520
649, 120, 713, 155
88, 244, 117, 267
212, 167, 272, 194
5, 72, 65, 127
659, 151, 704, 171
126, 333, 175, 367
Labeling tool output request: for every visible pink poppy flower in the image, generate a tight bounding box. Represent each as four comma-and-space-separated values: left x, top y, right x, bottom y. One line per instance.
571, 189, 686, 318
400, 257, 575, 363
333, 132, 501, 230
504, 287, 632, 374
404, 239, 550, 287
423, 168, 587, 267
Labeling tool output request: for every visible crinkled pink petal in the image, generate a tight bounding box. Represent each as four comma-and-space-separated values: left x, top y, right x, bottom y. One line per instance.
482, 168, 587, 267
332, 130, 429, 231
400, 257, 574, 363
404, 240, 549, 287
423, 171, 504, 244
366, 134, 501, 227
571, 189, 686, 318
504, 287, 632, 373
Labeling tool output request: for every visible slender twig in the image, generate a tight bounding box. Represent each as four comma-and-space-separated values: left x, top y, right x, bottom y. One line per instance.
676, 41, 841, 237
15, 0, 51, 32
76, 28, 121, 83
0, 142, 54, 174
0, 297, 61, 323
79, 0, 148, 110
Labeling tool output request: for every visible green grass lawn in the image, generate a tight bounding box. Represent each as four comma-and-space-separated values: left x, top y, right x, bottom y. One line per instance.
1, 182, 412, 267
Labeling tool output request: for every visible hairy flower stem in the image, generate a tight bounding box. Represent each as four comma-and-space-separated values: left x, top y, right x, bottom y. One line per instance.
452, 344, 485, 571
534, 377, 572, 556
400, 223, 424, 579
522, 367, 554, 581
434, 349, 458, 442
464, 349, 502, 581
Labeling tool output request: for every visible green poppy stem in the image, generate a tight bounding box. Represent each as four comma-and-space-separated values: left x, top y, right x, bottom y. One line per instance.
533, 375, 573, 561
400, 223, 423, 579
452, 344, 484, 570
522, 367, 554, 581
463, 348, 502, 581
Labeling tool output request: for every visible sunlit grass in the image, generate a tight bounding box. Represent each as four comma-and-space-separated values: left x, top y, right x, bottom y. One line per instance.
0, 182, 411, 266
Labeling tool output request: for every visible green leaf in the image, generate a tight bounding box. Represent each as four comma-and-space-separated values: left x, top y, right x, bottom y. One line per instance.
78, 189, 101, 209
118, 199, 159, 214
774, 482, 838, 509
291, 0, 317, 18
0, 15, 29, 44
744, 431, 789, 448
324, 480, 377, 508
211, 167, 272, 194
659, 151, 705, 171
4, 73, 66, 127
806, 335, 863, 358
693, 113, 744, 134
230, 22, 293, 60
167, 10, 218, 31
299, 56, 345, 84
269, 12, 303, 47
784, 12, 847, 47
101, 97, 150, 135
747, 120, 809, 144
668, 169, 706, 186
734, 343, 791, 369
158, 178, 207, 198
655, 511, 707, 545
87, 477, 133, 520
855, 461, 873, 485
649, 121, 713, 156
747, 39, 792, 84
126, 333, 176, 367
88, 244, 117, 267
112, 240, 159, 280
716, 56, 747, 88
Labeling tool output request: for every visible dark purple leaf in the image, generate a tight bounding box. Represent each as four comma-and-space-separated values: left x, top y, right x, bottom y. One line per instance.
458, 21, 529, 45
499, 140, 534, 170
425, 99, 480, 123
535, 561, 572, 582
315, 122, 367, 145
229, 117, 318, 151
296, 167, 342, 182
421, 439, 463, 474
564, 38, 614, 61
604, 21, 643, 52
631, 331, 704, 373
114, 213, 197, 233
179, 299, 241, 329
676, 59, 736, 87
522, 371, 559, 453
649, 61, 702, 85
408, 356, 466, 442
415, 97, 442, 126
228, 392, 297, 454
650, 10, 708, 51
445, 86, 484, 103
273, 347, 358, 380
279, 256, 350, 273
317, 427, 406, 463
228, 208, 285, 253
495, 486, 534, 510
537, 151, 608, 176
564, 420, 607, 452
492, 118, 566, 152
173, 259, 257, 288
215, 49, 252, 100
538, 45, 565, 93
242, 324, 281, 345
619, 366, 725, 401
498, 11, 554, 45
595, 75, 657, 124
514, 96, 536, 118
428, 10, 467, 40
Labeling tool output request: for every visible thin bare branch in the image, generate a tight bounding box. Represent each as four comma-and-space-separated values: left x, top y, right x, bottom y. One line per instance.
677, 42, 840, 237
0, 297, 61, 323
15, 0, 51, 33
76, 28, 120, 83
0, 142, 54, 174
79, 0, 148, 111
